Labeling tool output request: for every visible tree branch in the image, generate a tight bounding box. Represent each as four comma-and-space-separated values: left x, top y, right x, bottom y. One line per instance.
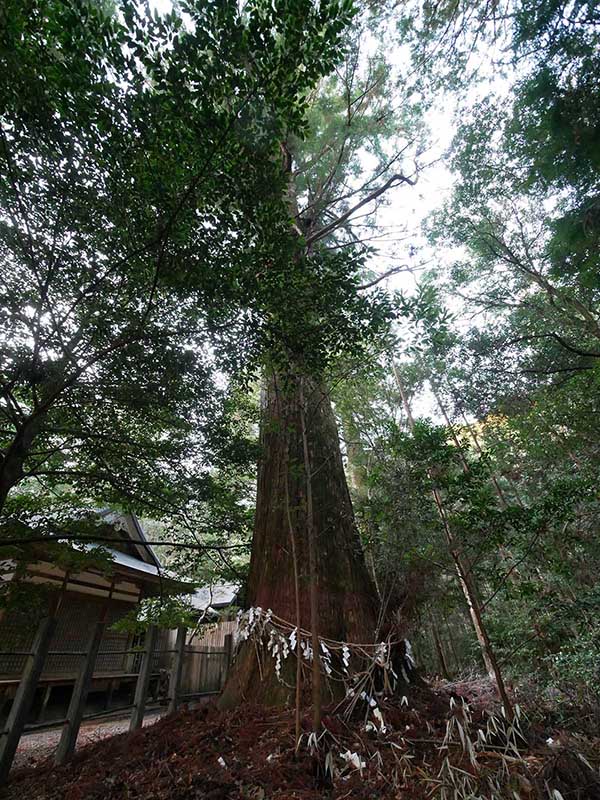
305, 172, 416, 247
357, 265, 410, 290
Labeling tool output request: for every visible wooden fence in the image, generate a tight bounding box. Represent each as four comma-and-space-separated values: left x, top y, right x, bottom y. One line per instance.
0, 617, 233, 784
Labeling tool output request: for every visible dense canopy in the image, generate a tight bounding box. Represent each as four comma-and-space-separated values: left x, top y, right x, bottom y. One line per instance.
1, 1, 600, 797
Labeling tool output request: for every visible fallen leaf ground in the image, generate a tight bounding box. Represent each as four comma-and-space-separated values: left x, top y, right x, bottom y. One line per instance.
3, 681, 600, 800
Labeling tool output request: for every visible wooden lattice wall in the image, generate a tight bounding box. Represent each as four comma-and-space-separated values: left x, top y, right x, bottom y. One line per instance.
0, 593, 134, 679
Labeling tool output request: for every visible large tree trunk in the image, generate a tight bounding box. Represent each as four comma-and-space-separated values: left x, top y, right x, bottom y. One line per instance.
338, 413, 380, 597
220, 370, 379, 708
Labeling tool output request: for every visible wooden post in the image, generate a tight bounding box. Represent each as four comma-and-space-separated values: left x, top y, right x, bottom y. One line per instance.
129, 625, 157, 731
0, 690, 9, 720
104, 679, 115, 711
37, 685, 53, 723
0, 612, 57, 784
223, 633, 233, 668
222, 633, 233, 690
55, 577, 114, 764
168, 627, 186, 714
54, 620, 105, 765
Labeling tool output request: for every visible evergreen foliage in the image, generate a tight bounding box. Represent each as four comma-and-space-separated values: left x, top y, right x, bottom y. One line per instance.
1, 0, 600, 734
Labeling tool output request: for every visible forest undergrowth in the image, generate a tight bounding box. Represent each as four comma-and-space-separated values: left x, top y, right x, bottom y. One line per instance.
5, 678, 600, 800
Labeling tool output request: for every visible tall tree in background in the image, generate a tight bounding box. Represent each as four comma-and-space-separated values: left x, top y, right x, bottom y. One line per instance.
381, 0, 600, 700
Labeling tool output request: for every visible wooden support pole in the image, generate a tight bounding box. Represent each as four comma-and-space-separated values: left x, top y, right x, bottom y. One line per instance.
223, 633, 233, 668
54, 620, 105, 765
222, 633, 233, 690
37, 685, 53, 723
129, 625, 158, 731
168, 627, 186, 715
104, 679, 115, 711
0, 612, 57, 784
55, 577, 114, 765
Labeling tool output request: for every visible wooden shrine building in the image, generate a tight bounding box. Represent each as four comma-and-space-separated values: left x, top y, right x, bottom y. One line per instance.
0, 511, 237, 783
0, 510, 179, 718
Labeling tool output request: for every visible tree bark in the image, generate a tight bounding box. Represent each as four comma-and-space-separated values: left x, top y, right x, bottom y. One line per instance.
299, 376, 322, 730
339, 412, 380, 595
220, 370, 379, 708
0, 415, 44, 514
430, 614, 451, 681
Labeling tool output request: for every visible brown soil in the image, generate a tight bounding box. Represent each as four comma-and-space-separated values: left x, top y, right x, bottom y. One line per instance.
11, 710, 165, 772
3, 683, 599, 800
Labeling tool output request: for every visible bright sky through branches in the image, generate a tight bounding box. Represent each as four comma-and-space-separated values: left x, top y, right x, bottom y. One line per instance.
146, 0, 513, 421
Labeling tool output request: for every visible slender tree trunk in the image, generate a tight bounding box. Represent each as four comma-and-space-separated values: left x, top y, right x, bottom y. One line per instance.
432, 386, 522, 576
220, 370, 379, 709
429, 384, 471, 474
392, 364, 514, 719
442, 610, 462, 671
431, 382, 515, 508
430, 613, 451, 680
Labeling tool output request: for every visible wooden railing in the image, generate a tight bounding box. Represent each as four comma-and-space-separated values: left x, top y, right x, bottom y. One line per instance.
0, 618, 233, 783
